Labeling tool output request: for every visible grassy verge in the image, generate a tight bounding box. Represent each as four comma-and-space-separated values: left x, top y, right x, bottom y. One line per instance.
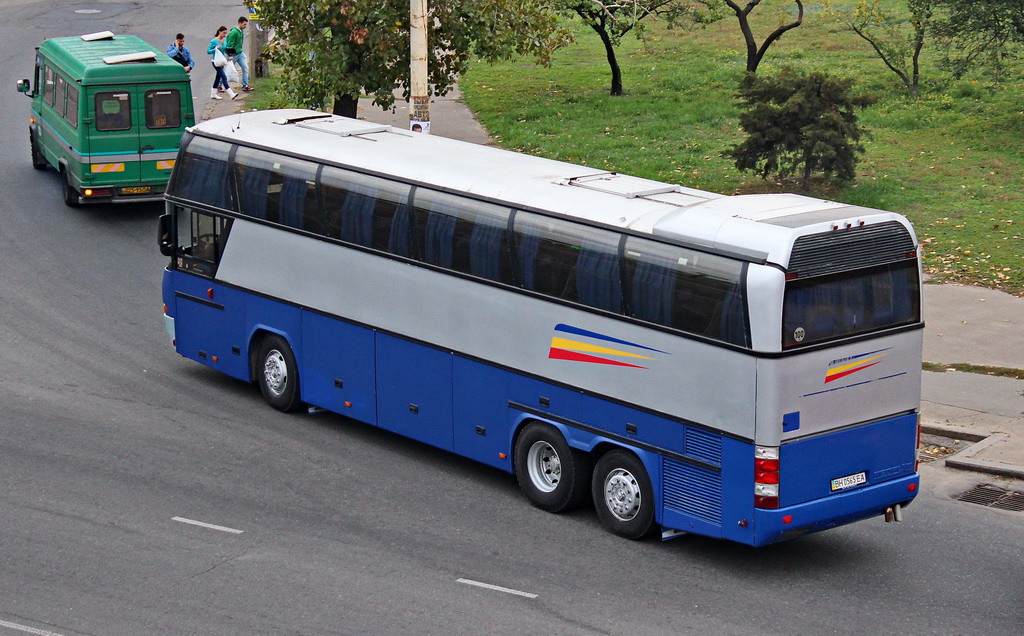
922, 362, 1024, 381
461, 8, 1024, 295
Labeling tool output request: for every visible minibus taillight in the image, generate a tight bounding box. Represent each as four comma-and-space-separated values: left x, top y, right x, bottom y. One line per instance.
754, 445, 780, 509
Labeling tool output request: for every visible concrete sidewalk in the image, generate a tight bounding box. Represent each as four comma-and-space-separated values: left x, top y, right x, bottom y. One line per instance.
202, 90, 1024, 483
920, 283, 1024, 480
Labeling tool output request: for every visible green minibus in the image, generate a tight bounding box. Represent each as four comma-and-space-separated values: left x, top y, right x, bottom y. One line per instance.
16, 31, 194, 206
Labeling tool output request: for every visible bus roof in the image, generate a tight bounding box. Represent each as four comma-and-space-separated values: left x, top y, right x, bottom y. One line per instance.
37, 33, 187, 85
188, 109, 914, 266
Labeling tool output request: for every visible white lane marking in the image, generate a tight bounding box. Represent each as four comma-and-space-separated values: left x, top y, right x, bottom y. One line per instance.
456, 578, 537, 599
172, 517, 244, 534
0, 618, 65, 635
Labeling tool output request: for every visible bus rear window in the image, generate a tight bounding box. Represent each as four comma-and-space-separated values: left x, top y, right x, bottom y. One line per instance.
95, 91, 131, 131
782, 259, 920, 349
145, 89, 181, 129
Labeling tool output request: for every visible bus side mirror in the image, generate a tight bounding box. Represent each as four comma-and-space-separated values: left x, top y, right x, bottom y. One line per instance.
16, 79, 32, 96
158, 213, 174, 257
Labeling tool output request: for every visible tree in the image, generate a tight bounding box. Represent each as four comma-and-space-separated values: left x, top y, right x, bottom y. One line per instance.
668, 1, 805, 73
823, 0, 936, 96
250, 0, 569, 118
931, 0, 1024, 78
556, 1, 678, 96
724, 68, 878, 190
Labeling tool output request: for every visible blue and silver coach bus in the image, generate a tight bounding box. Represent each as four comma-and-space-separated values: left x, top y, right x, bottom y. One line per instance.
158, 110, 922, 546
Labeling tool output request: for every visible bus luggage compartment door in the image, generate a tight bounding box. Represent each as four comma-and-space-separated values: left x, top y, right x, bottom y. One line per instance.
779, 413, 918, 510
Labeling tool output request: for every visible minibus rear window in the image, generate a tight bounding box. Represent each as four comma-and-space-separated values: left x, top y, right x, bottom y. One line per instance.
95, 92, 131, 131
146, 89, 181, 129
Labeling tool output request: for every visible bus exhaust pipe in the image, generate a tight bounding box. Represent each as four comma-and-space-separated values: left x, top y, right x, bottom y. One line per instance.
884, 504, 903, 523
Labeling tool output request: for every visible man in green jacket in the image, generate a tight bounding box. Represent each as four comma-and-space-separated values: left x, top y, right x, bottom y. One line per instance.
226, 16, 253, 91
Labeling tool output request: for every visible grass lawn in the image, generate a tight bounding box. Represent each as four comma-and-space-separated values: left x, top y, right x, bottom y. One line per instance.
460, 5, 1024, 295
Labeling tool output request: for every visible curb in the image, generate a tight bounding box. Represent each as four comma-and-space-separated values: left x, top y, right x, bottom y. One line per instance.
921, 423, 1024, 480
943, 433, 1024, 480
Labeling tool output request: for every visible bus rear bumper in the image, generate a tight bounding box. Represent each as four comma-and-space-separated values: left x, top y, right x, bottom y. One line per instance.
750, 473, 920, 546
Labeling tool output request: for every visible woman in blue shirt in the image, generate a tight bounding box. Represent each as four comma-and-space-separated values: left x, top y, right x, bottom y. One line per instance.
207, 26, 236, 100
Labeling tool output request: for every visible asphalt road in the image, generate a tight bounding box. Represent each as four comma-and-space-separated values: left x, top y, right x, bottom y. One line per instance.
1, 3, 1022, 635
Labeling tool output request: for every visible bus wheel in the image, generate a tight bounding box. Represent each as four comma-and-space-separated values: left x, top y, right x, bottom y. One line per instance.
592, 449, 656, 540
61, 168, 80, 207
514, 422, 590, 513
29, 130, 46, 170
256, 334, 303, 412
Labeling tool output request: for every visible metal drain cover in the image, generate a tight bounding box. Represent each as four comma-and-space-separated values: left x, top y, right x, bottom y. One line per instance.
956, 484, 1024, 512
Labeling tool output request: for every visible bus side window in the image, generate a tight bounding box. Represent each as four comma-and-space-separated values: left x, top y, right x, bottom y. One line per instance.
94, 91, 131, 131
320, 167, 410, 252
234, 148, 320, 232
171, 135, 234, 211
145, 89, 181, 129
174, 206, 232, 277
625, 237, 749, 346
514, 212, 586, 303
44, 66, 54, 106
66, 85, 79, 128
54, 75, 66, 118
575, 233, 623, 312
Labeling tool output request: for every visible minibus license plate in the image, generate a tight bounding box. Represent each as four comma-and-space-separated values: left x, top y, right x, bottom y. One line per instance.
831, 472, 867, 492
121, 186, 153, 195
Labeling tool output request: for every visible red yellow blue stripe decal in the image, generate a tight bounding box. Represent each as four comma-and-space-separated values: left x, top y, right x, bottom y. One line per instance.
548, 324, 665, 369
824, 348, 890, 383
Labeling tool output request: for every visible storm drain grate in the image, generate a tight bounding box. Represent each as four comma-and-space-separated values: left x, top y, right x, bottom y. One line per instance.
956, 484, 1024, 512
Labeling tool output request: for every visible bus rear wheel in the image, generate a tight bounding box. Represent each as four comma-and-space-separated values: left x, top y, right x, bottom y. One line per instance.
61, 168, 81, 207
256, 334, 303, 412
29, 130, 47, 170
592, 449, 656, 540
514, 422, 590, 513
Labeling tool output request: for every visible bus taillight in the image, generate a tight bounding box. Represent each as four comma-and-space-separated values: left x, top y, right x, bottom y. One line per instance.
754, 445, 780, 509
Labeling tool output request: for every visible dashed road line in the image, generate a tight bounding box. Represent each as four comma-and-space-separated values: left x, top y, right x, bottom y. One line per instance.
172, 516, 244, 534
0, 618, 65, 636
457, 578, 537, 599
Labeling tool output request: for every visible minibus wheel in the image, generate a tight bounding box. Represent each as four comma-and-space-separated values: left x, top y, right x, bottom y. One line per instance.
256, 334, 303, 412
592, 449, 656, 539
60, 168, 80, 207
514, 422, 591, 513
29, 130, 46, 170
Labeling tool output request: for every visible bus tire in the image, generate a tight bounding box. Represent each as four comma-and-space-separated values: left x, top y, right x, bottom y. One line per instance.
514, 422, 590, 513
61, 168, 80, 207
30, 130, 47, 170
256, 334, 303, 412
592, 449, 656, 540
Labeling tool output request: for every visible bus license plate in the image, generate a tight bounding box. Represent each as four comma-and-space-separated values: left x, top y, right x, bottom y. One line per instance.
831, 472, 867, 492
121, 186, 153, 195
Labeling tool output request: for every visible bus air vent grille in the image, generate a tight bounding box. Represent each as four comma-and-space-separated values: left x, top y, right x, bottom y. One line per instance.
663, 458, 722, 525
788, 221, 915, 278
685, 427, 722, 466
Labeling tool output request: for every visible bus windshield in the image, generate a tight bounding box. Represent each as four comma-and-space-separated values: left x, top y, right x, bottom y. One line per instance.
782, 259, 920, 349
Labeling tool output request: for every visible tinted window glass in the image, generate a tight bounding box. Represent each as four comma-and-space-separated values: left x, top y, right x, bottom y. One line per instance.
514, 212, 622, 310
624, 237, 748, 345
409, 189, 513, 282
169, 135, 234, 210
234, 147, 321, 232
44, 66, 54, 105
95, 91, 131, 131
65, 84, 79, 128
54, 75, 66, 117
320, 166, 411, 252
782, 259, 920, 349
145, 89, 181, 129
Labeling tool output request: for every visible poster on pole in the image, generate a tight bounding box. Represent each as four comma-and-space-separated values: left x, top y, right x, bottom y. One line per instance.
410, 120, 430, 134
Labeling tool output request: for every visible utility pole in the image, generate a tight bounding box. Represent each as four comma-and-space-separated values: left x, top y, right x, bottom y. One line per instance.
409, 0, 429, 132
